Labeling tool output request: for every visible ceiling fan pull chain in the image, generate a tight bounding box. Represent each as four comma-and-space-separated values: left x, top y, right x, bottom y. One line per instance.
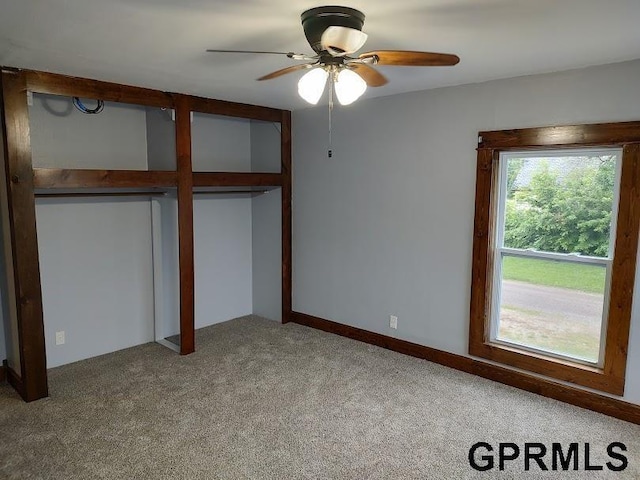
328, 78, 334, 158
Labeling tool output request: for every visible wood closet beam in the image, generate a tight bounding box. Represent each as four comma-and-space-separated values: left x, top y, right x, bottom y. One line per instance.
22, 70, 174, 109
192, 172, 283, 187
189, 96, 282, 123
33, 169, 177, 189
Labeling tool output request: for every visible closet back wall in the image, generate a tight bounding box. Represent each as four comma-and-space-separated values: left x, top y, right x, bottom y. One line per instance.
30, 95, 154, 368
192, 113, 253, 327
151, 112, 255, 333
251, 121, 282, 321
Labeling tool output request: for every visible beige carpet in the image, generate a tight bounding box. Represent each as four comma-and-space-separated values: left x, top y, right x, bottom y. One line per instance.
1, 315, 639, 479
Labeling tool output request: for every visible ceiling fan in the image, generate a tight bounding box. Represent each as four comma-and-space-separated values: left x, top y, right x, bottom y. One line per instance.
207, 5, 460, 106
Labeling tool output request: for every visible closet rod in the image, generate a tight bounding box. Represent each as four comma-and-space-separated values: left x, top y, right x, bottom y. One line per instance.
35, 190, 270, 199
35, 191, 167, 198
192, 190, 269, 195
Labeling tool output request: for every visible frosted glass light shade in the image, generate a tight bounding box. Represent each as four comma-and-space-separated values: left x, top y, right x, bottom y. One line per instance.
298, 68, 329, 104
321, 26, 369, 55
335, 69, 367, 105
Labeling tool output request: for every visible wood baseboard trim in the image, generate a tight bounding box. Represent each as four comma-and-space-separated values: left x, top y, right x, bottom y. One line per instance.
0, 360, 6, 383
291, 311, 640, 425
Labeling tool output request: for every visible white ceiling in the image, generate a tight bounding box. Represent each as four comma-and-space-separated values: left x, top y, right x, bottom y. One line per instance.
1, 0, 639, 111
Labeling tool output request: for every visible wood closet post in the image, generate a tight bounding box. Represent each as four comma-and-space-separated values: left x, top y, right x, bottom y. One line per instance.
174, 95, 195, 354
281, 110, 292, 324
0, 70, 48, 401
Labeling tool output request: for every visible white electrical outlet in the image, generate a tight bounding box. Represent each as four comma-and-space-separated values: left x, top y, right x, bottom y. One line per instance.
55, 331, 65, 346
389, 315, 398, 329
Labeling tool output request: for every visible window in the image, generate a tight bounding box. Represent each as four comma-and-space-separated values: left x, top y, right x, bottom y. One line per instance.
469, 123, 640, 395
492, 149, 620, 366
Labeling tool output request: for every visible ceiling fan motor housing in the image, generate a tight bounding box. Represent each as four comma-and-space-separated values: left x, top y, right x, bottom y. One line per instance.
301, 6, 365, 53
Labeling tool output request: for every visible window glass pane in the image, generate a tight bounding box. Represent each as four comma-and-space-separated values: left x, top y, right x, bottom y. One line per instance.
496, 256, 606, 364
503, 154, 617, 258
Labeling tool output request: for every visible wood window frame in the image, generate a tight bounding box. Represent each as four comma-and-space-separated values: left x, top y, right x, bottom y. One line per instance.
469, 122, 640, 396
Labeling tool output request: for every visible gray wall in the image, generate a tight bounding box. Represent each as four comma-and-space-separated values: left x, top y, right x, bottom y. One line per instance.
145, 107, 176, 171
250, 120, 282, 173
35, 199, 155, 368
145, 109, 180, 340
251, 121, 282, 321
192, 113, 254, 326
251, 189, 282, 322
30, 96, 148, 169
153, 195, 180, 339
192, 113, 251, 172
30, 95, 155, 368
194, 197, 253, 326
292, 59, 640, 405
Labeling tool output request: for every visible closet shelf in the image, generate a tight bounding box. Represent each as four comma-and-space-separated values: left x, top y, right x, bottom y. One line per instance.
35, 190, 167, 199
193, 190, 269, 198
32, 168, 177, 189
32, 169, 284, 190
193, 186, 275, 197
192, 172, 284, 187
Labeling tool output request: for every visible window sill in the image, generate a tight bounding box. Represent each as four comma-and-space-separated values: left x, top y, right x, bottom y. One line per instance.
469, 341, 623, 396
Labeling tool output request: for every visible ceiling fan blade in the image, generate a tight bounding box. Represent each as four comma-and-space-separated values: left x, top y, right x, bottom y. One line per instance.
206, 49, 315, 61
257, 63, 314, 81
321, 26, 368, 56
359, 50, 460, 67
349, 64, 388, 87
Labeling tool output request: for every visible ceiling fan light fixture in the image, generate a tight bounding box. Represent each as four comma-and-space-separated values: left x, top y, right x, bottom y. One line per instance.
334, 68, 367, 105
321, 26, 368, 56
301, 6, 366, 53
298, 67, 329, 104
